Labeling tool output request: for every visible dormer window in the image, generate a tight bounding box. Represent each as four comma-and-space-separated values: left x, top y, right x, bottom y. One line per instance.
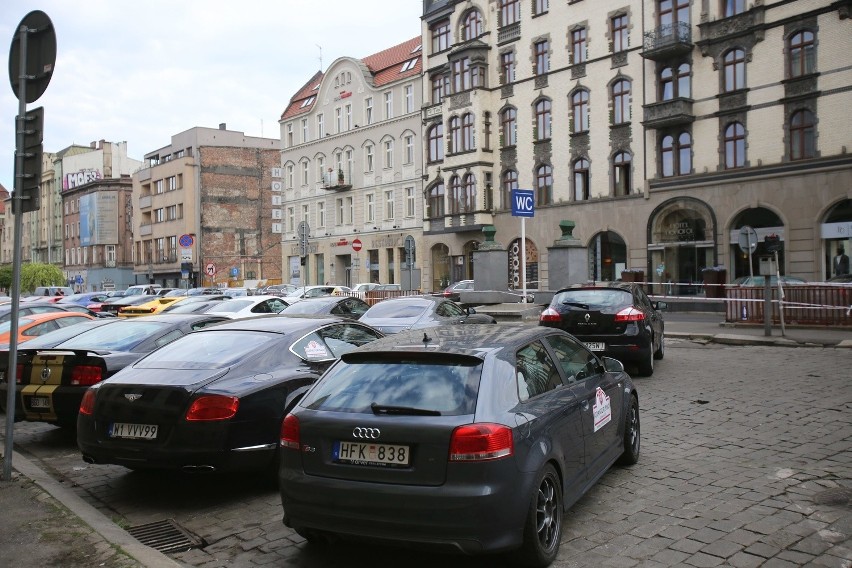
401, 58, 418, 72
300, 96, 315, 108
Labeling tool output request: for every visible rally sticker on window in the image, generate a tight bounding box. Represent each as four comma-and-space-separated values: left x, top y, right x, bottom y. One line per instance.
593, 387, 612, 432
303, 340, 329, 359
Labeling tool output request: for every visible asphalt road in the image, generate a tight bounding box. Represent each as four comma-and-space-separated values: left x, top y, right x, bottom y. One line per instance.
3, 337, 851, 567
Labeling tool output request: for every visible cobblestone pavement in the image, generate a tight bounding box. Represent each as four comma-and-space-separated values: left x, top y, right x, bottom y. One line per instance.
4, 338, 851, 567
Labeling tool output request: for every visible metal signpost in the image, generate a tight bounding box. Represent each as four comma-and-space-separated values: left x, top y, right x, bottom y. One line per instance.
511, 189, 535, 303
404, 235, 415, 291
298, 221, 309, 292
738, 225, 758, 280
5, 10, 56, 482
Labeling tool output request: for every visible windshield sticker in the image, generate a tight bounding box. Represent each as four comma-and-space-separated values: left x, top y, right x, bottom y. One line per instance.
593, 387, 612, 432
303, 340, 329, 359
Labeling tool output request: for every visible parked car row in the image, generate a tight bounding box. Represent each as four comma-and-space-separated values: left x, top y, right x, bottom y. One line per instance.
0, 287, 652, 567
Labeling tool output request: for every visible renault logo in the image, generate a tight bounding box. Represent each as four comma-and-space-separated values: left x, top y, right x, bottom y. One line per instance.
352, 427, 381, 439
40, 367, 50, 383
584, 313, 591, 322
124, 393, 142, 402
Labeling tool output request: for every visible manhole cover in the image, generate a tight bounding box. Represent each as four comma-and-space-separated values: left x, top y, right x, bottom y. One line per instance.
127, 519, 203, 553
812, 488, 852, 507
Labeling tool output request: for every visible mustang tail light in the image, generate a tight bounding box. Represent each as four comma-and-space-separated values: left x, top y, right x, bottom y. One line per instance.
185, 395, 239, 421
71, 365, 103, 386
614, 307, 645, 322
280, 414, 300, 449
79, 389, 96, 415
449, 423, 513, 462
539, 307, 562, 323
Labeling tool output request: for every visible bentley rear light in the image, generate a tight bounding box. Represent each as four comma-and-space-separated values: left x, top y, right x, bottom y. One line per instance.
614, 306, 645, 322
280, 414, 300, 449
185, 395, 239, 421
79, 389, 96, 415
449, 423, 513, 461
15, 363, 24, 384
71, 365, 103, 386
539, 307, 561, 323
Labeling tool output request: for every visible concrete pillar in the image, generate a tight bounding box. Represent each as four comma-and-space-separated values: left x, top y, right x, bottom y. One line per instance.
546, 220, 588, 290
472, 225, 508, 291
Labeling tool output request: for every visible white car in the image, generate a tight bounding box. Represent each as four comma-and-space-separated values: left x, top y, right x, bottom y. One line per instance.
283, 285, 351, 304
202, 295, 289, 319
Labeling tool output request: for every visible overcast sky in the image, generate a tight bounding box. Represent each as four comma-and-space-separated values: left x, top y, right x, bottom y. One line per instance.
1, 0, 423, 194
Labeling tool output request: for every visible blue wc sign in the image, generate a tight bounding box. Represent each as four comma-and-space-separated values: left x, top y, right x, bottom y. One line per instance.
511, 189, 535, 217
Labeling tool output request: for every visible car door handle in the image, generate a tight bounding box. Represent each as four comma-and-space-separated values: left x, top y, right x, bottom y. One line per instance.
580, 400, 589, 411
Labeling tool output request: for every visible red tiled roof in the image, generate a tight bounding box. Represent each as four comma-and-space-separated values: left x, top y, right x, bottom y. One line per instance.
280, 36, 422, 121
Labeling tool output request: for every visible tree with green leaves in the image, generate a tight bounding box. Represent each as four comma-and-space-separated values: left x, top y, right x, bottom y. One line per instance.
20, 263, 66, 294
0, 264, 12, 293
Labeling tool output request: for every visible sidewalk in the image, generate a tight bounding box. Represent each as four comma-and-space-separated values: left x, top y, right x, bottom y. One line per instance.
0, 317, 849, 568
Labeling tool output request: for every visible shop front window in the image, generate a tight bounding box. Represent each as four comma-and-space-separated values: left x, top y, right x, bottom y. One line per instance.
508, 238, 539, 290
431, 244, 451, 291
589, 231, 627, 282
821, 199, 852, 281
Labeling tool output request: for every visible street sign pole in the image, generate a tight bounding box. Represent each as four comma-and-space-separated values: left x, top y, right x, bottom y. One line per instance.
521, 216, 527, 304
511, 189, 535, 303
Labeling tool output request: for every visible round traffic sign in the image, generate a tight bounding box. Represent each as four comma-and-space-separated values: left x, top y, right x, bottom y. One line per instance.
737, 226, 758, 254
9, 10, 56, 104
179, 234, 194, 247
352, 238, 362, 252
206, 262, 217, 277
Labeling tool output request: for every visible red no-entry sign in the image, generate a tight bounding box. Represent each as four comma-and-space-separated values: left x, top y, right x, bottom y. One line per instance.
352, 238, 362, 252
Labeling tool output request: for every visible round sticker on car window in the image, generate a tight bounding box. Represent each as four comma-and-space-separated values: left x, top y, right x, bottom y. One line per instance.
303, 340, 329, 360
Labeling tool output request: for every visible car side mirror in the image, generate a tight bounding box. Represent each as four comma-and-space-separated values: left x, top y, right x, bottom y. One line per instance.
653, 301, 667, 311
466, 307, 477, 314
602, 357, 624, 373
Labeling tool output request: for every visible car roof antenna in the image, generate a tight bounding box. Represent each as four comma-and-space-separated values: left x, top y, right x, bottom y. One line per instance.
422, 332, 432, 345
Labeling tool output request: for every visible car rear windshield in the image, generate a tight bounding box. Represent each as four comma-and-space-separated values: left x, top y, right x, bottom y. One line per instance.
365, 301, 429, 318
554, 289, 631, 308
302, 356, 482, 416
134, 330, 276, 369
58, 321, 168, 351
206, 299, 253, 312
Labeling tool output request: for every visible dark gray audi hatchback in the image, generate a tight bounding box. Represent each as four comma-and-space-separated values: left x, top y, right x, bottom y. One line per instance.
279, 325, 640, 567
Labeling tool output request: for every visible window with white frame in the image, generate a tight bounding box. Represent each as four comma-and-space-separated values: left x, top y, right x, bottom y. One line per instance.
286, 123, 294, 147
345, 104, 352, 130
405, 187, 415, 217
336, 198, 344, 224
155, 179, 164, 194
167, 176, 177, 191
106, 245, 116, 264
404, 85, 413, 113
385, 190, 395, 220
346, 196, 354, 224
154, 208, 165, 223
317, 156, 325, 184
302, 118, 309, 142
317, 201, 325, 227
286, 164, 295, 188
384, 140, 394, 168
346, 150, 354, 179
365, 97, 374, 125
317, 114, 325, 137
166, 205, 177, 220
301, 161, 309, 185
287, 207, 295, 233
366, 144, 374, 172
404, 135, 414, 164
335, 108, 342, 133
366, 193, 375, 222
302, 204, 309, 223
384, 92, 393, 119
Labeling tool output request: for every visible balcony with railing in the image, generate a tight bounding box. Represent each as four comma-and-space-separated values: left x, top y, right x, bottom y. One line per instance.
643, 98, 695, 129
321, 170, 353, 191
139, 195, 152, 209
497, 22, 521, 45
643, 22, 693, 60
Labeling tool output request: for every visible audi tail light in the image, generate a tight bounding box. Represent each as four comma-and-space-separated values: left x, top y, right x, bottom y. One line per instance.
614, 307, 645, 322
185, 395, 239, 421
79, 389, 96, 415
71, 365, 102, 386
449, 423, 513, 462
280, 414, 300, 449
539, 307, 561, 323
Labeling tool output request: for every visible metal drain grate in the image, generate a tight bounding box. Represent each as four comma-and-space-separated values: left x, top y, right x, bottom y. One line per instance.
127, 519, 203, 553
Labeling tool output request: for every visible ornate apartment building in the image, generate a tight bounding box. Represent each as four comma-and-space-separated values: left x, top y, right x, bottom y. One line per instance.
278, 37, 423, 288
132, 125, 282, 288
420, 0, 852, 292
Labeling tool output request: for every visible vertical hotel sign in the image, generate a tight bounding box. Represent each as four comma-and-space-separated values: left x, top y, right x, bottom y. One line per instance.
271, 167, 282, 234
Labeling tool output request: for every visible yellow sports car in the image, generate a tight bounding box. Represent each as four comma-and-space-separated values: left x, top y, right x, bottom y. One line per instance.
118, 297, 181, 317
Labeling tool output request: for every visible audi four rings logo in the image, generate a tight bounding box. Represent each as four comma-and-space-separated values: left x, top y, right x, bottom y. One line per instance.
352, 427, 381, 439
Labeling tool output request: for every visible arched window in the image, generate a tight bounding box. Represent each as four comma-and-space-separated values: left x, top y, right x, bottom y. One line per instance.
660, 63, 690, 100
462, 173, 476, 213
724, 122, 745, 169
429, 182, 445, 218
462, 10, 482, 40
612, 79, 631, 124
502, 169, 518, 209
573, 158, 590, 201
462, 113, 475, 151
450, 175, 463, 214
788, 30, 815, 78
427, 124, 443, 162
501, 107, 517, 147
723, 48, 746, 92
572, 90, 589, 133
661, 132, 692, 176
789, 109, 815, 160
535, 164, 553, 206
535, 99, 551, 141
449, 116, 461, 153
613, 152, 631, 196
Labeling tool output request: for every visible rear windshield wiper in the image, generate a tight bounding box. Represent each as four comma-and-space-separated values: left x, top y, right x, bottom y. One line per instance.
370, 402, 441, 416
560, 301, 590, 309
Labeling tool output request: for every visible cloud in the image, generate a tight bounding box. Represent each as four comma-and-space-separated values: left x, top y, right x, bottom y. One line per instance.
0, 0, 422, 191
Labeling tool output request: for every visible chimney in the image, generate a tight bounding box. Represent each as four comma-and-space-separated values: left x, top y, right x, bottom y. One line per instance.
219, 123, 227, 130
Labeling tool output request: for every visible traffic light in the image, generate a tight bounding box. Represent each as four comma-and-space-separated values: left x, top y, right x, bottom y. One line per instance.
16, 106, 43, 213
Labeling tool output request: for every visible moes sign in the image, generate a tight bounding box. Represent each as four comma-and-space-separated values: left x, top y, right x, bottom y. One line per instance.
63, 169, 102, 190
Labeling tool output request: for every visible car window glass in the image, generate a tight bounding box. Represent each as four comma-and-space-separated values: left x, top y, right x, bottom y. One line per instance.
294, 323, 383, 360
55, 315, 89, 328
59, 321, 166, 351
24, 321, 58, 337
545, 334, 599, 383
555, 289, 630, 308
303, 358, 481, 415
348, 299, 369, 316
366, 301, 429, 318
436, 301, 464, 317
516, 341, 563, 399
136, 330, 275, 369
331, 303, 346, 316
154, 329, 184, 348
270, 299, 287, 312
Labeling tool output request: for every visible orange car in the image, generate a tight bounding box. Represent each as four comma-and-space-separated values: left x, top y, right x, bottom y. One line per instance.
0, 311, 95, 349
